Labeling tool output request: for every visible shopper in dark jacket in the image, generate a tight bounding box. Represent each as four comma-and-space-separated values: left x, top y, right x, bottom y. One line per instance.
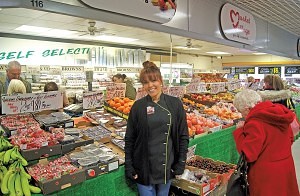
125, 61, 189, 196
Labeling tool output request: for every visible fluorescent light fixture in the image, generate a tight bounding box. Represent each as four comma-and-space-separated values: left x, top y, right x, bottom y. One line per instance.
43, 29, 76, 36
96, 35, 138, 43
224, 29, 243, 34
15, 25, 51, 33
206, 51, 231, 55
253, 52, 267, 55
173, 46, 201, 50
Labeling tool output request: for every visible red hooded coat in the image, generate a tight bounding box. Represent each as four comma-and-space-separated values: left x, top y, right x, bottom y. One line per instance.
233, 101, 299, 196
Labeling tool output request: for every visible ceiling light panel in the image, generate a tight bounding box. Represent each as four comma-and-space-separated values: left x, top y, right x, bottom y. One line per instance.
15, 25, 51, 33
228, 0, 300, 36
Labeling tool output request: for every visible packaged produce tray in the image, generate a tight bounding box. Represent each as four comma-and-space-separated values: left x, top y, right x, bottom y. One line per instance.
103, 102, 128, 120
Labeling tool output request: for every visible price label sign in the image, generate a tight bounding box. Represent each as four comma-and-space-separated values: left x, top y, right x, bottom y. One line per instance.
210, 83, 219, 94
199, 83, 207, 92
186, 83, 199, 94
106, 83, 126, 100
83, 91, 104, 109
235, 67, 255, 74
49, 66, 62, 75
168, 86, 185, 98
26, 65, 40, 75
218, 82, 226, 92
258, 67, 281, 75
136, 87, 147, 100
227, 82, 235, 91
1, 91, 63, 114
285, 66, 300, 74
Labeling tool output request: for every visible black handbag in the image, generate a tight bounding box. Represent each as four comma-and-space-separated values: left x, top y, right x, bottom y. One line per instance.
226, 153, 249, 196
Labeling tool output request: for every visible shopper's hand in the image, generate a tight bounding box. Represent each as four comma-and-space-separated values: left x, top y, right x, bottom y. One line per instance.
133, 174, 138, 179
236, 121, 245, 128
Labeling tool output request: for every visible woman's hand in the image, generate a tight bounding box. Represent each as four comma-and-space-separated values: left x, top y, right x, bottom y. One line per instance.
133, 174, 138, 179
236, 121, 245, 128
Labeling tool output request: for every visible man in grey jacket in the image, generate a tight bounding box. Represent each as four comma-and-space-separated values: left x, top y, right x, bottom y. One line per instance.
0, 60, 32, 95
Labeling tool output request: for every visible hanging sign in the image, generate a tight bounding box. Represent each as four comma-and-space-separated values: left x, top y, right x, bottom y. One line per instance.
258, 67, 281, 75
1, 91, 63, 115
168, 86, 186, 98
79, 0, 177, 23
94, 67, 107, 73
235, 67, 255, 74
285, 66, 300, 74
116, 67, 141, 73
26, 65, 40, 75
220, 3, 256, 45
106, 83, 126, 100
136, 87, 147, 100
83, 91, 104, 109
62, 66, 84, 73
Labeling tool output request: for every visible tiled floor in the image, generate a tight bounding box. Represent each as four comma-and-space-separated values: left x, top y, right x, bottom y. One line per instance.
292, 138, 300, 189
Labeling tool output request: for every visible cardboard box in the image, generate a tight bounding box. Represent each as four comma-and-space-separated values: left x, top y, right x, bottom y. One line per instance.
187, 155, 236, 184
172, 166, 220, 196
31, 159, 86, 195
103, 103, 128, 120
21, 144, 62, 161
42, 119, 75, 131
83, 157, 119, 180
61, 138, 94, 154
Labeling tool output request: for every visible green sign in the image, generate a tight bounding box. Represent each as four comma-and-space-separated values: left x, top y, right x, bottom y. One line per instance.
0, 48, 90, 60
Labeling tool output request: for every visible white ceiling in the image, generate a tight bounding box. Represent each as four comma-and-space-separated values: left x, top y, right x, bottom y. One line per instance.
0, 0, 299, 57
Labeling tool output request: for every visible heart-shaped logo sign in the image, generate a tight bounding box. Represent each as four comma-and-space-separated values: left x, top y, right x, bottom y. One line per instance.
230, 10, 239, 28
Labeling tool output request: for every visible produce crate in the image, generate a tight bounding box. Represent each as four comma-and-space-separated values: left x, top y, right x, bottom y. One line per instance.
83, 157, 119, 180
103, 102, 128, 120
21, 144, 62, 161
186, 155, 236, 184
28, 158, 85, 195
172, 166, 221, 196
61, 137, 94, 154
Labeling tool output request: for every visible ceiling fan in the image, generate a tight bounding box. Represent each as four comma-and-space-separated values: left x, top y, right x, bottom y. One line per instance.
71, 21, 113, 36
173, 38, 202, 50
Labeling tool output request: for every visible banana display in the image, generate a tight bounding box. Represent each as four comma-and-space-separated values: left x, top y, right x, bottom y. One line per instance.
0, 135, 42, 196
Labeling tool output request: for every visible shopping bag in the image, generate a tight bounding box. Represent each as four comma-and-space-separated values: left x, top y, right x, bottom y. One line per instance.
291, 117, 300, 137
226, 153, 249, 196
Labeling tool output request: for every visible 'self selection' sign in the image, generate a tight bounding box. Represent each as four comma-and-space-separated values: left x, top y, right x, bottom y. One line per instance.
1, 91, 63, 114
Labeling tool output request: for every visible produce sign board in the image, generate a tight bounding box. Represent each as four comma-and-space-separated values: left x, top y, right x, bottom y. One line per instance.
83, 91, 104, 109
136, 87, 147, 100
168, 86, 186, 98
186, 83, 207, 94
1, 91, 63, 115
258, 67, 281, 75
284, 66, 300, 74
106, 83, 126, 100
234, 67, 255, 74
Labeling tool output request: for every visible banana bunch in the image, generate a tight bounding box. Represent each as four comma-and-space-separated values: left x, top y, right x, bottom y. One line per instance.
0, 136, 13, 152
0, 146, 28, 166
1, 161, 41, 196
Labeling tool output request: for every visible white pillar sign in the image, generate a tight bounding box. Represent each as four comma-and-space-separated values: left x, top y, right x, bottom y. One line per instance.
1, 91, 63, 114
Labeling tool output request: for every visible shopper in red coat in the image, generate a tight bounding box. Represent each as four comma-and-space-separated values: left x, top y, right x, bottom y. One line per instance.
233, 89, 299, 196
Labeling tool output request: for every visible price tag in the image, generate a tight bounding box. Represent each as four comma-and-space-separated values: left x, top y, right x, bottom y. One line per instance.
186, 83, 199, 94
168, 86, 185, 98
106, 83, 126, 100
162, 86, 169, 94
136, 87, 147, 100
1, 91, 63, 114
83, 91, 104, 109
42, 141, 48, 147
49, 66, 62, 75
210, 83, 219, 94
198, 83, 207, 92
227, 82, 235, 91
26, 65, 40, 75
218, 82, 226, 92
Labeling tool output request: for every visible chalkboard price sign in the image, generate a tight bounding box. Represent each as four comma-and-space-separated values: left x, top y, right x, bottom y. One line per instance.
285, 66, 300, 74
258, 67, 281, 75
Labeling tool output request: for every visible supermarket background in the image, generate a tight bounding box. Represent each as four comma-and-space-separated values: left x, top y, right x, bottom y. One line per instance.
0, 0, 300, 195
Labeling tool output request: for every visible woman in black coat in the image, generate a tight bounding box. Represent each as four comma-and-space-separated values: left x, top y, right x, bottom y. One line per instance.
125, 61, 189, 196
